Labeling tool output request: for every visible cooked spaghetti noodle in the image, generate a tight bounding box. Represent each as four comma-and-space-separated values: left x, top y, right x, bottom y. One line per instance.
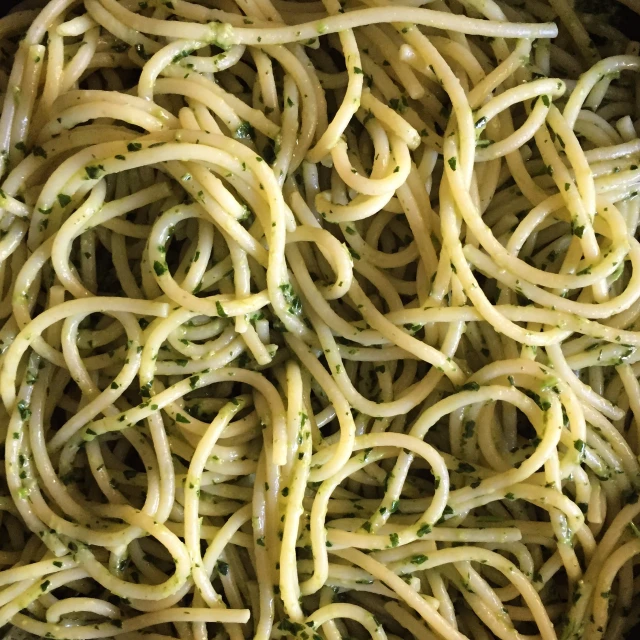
0, 0, 638, 638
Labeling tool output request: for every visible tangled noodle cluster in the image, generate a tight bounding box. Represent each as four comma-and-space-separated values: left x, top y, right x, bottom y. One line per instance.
0, 0, 639, 639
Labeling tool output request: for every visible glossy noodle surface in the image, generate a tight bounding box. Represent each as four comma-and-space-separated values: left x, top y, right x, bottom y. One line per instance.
0, 1, 639, 639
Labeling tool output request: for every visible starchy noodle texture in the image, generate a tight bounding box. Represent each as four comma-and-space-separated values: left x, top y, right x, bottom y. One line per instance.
0, 0, 638, 638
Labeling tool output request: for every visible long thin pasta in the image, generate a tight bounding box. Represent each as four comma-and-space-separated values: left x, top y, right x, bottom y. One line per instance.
0, 0, 638, 639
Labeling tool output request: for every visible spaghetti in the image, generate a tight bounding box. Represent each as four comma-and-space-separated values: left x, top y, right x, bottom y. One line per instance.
0, 0, 638, 639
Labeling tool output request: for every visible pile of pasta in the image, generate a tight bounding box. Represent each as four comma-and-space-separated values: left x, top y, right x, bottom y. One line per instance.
0, 0, 639, 638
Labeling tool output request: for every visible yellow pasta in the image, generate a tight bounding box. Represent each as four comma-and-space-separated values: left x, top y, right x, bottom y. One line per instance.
0, 0, 638, 639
